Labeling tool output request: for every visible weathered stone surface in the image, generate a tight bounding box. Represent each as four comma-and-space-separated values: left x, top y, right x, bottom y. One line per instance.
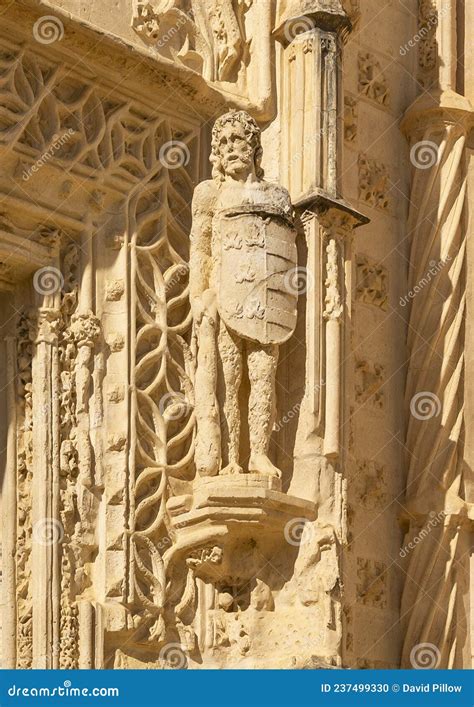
0, 0, 472, 671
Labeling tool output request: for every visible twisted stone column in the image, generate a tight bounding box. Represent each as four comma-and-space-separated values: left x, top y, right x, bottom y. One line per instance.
399, 1, 474, 663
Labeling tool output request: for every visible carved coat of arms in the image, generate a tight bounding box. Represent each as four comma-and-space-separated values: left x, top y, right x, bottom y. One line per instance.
214, 205, 298, 346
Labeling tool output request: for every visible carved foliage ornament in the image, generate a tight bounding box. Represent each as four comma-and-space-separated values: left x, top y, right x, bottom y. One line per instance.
358, 52, 389, 107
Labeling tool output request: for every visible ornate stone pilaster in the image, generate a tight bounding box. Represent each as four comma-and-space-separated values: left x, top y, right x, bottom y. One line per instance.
298, 194, 367, 457
2, 337, 18, 667
274, 1, 350, 201
30, 306, 62, 668
275, 1, 368, 669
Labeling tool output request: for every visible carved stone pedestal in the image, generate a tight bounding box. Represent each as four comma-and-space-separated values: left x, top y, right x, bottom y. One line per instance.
158, 476, 319, 668
168, 474, 317, 553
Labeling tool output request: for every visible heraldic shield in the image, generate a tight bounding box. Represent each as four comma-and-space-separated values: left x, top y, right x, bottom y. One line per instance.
216, 205, 298, 346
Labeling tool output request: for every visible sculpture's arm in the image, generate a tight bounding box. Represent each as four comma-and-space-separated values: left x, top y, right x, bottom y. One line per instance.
189, 180, 216, 321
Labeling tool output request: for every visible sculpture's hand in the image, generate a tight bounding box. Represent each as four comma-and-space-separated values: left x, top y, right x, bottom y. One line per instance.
192, 289, 217, 325
191, 295, 205, 325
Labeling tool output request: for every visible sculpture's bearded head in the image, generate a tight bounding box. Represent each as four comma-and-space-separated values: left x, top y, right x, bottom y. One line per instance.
211, 110, 264, 182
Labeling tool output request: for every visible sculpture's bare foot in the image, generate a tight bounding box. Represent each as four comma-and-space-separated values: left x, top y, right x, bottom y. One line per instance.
248, 454, 282, 479
220, 462, 243, 476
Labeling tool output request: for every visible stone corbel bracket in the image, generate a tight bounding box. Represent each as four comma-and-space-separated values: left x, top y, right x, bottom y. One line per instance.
296, 189, 368, 459
164, 474, 318, 572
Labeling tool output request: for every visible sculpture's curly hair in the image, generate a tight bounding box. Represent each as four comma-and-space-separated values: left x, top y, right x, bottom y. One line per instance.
210, 110, 264, 183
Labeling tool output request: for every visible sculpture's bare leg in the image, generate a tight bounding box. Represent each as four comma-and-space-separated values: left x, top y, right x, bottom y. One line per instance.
194, 309, 221, 476
218, 320, 243, 474
247, 343, 281, 478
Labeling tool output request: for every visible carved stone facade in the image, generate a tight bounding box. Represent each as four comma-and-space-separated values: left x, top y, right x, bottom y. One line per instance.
0, 0, 472, 671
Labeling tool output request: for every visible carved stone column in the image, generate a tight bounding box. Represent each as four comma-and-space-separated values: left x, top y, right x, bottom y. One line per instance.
2, 336, 17, 667
275, 0, 367, 456
399, 0, 474, 669
274, 0, 368, 668
31, 306, 62, 669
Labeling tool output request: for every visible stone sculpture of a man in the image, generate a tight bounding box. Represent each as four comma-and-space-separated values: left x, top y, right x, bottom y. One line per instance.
190, 110, 297, 478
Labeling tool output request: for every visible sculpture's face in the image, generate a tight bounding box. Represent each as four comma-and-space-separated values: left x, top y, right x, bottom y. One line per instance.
217, 121, 255, 179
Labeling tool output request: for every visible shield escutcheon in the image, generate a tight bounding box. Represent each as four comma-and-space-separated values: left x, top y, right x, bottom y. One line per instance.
215, 205, 298, 345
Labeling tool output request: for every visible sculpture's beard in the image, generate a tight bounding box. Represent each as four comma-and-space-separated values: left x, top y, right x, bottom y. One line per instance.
222, 151, 253, 178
